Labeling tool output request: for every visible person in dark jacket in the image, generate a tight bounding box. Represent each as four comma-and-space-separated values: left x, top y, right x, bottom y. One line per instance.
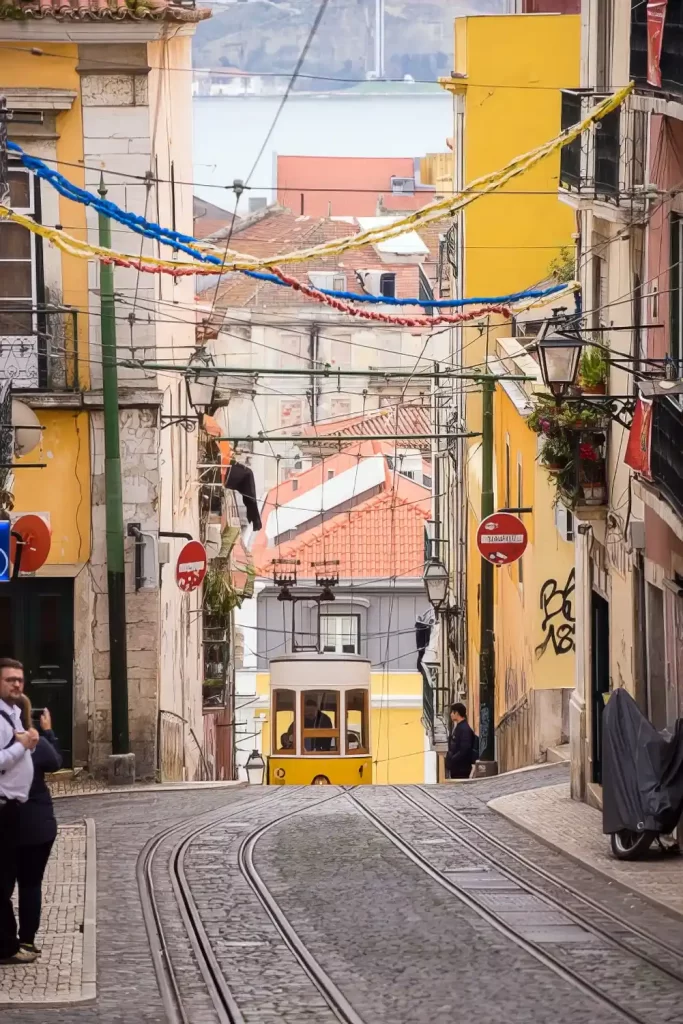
446, 703, 478, 780
17, 695, 62, 956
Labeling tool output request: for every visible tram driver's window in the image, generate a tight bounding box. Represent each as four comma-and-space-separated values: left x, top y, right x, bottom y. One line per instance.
273, 689, 296, 754
346, 689, 368, 753
301, 691, 339, 753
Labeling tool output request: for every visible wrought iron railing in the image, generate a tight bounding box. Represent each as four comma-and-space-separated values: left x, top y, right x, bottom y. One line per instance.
559, 90, 620, 201
650, 396, 683, 520
0, 305, 80, 391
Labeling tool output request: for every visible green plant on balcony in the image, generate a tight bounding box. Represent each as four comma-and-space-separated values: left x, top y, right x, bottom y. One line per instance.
539, 433, 573, 473
558, 404, 607, 430
578, 345, 608, 394
527, 395, 563, 436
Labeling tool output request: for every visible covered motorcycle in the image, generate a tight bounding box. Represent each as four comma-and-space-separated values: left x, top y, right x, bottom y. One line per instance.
602, 688, 683, 859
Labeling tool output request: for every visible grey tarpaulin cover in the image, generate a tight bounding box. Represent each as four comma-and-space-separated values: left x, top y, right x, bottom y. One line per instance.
602, 688, 683, 835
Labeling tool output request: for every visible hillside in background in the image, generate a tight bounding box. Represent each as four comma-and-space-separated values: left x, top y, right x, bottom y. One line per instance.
193, 0, 506, 83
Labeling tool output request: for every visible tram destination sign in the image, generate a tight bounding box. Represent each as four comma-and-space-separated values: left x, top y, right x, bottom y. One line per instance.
476, 511, 528, 567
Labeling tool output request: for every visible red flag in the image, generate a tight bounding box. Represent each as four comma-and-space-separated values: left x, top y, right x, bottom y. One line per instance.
624, 398, 653, 478
647, 0, 668, 88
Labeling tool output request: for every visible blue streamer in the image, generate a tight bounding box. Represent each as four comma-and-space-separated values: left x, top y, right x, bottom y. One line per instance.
8, 141, 574, 310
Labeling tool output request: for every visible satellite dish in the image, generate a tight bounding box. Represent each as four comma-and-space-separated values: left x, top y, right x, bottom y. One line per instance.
11, 400, 42, 458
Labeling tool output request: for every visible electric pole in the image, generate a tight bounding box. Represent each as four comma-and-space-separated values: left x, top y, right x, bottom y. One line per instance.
98, 174, 132, 774
477, 374, 498, 774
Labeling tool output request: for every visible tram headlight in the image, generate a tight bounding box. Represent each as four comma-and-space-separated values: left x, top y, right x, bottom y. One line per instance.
312, 775, 330, 786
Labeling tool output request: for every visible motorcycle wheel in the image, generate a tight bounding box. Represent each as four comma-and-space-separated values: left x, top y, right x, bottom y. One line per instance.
610, 829, 656, 860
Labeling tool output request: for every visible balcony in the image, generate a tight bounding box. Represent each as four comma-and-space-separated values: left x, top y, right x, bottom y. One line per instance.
631, 0, 683, 103
0, 306, 80, 392
650, 397, 683, 520
539, 422, 609, 518
559, 90, 621, 202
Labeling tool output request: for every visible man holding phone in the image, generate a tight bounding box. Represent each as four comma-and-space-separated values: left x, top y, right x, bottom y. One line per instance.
0, 658, 39, 964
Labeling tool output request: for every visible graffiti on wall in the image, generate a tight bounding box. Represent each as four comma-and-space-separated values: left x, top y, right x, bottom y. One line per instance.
535, 568, 575, 658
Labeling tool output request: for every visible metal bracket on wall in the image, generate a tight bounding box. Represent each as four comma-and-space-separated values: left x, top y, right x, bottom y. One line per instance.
159, 415, 198, 432
563, 395, 637, 430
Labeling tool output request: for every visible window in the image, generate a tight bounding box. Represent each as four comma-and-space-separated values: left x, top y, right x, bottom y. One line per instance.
380, 273, 396, 298
592, 253, 608, 332
391, 176, 415, 195
0, 164, 37, 340
327, 469, 335, 480
555, 503, 575, 542
301, 690, 339, 753
273, 689, 296, 754
631, 109, 647, 189
291, 479, 298, 492
280, 399, 303, 427
321, 614, 360, 655
671, 214, 683, 371
596, 0, 613, 91
277, 333, 302, 369
345, 689, 368, 754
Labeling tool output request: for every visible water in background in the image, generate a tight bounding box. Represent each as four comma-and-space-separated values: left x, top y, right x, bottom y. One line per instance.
193, 92, 452, 215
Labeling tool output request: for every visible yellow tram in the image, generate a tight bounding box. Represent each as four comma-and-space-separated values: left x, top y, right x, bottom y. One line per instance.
267, 653, 372, 786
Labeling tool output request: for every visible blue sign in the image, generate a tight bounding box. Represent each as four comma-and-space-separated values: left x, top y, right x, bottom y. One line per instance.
0, 520, 10, 583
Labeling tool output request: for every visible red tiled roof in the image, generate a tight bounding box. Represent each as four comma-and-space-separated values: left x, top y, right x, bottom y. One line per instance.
301, 402, 432, 452
0, 0, 209, 20
213, 206, 435, 312
254, 478, 430, 580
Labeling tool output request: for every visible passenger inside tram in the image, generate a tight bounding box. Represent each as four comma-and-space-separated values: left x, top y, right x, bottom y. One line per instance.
281, 697, 336, 751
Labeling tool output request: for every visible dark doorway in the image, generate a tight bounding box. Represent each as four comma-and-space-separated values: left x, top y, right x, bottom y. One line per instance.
0, 577, 74, 766
646, 583, 667, 731
590, 591, 610, 784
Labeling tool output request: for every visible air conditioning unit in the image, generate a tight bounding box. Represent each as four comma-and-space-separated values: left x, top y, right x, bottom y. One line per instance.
391, 176, 415, 195
308, 272, 347, 291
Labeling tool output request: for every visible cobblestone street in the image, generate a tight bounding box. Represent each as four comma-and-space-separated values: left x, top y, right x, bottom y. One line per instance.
5, 767, 683, 1024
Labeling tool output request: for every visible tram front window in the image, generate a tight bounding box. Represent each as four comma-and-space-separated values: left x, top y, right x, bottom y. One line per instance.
301, 691, 339, 753
346, 689, 368, 753
273, 689, 296, 754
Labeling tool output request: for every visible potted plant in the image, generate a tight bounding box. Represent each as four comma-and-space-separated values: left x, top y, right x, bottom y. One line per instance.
539, 433, 572, 473
578, 346, 607, 395
558, 404, 607, 431
577, 438, 607, 505
528, 395, 562, 436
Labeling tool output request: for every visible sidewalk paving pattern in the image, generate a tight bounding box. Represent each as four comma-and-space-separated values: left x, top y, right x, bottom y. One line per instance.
0, 822, 95, 1006
489, 783, 683, 918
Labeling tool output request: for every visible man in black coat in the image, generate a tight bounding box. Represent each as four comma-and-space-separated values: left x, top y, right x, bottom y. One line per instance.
446, 703, 478, 780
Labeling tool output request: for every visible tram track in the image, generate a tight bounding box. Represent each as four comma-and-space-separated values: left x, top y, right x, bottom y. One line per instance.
348, 786, 683, 1024
138, 786, 369, 1024
413, 785, 683, 980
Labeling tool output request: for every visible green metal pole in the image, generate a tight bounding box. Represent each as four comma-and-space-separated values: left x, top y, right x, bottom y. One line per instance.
478, 374, 496, 769
98, 175, 130, 756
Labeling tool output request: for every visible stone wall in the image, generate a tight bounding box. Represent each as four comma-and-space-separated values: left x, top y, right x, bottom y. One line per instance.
87, 406, 161, 780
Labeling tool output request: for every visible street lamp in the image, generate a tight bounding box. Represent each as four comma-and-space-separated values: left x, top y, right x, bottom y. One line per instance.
245, 749, 266, 785
186, 346, 219, 416
423, 558, 449, 612
535, 312, 584, 400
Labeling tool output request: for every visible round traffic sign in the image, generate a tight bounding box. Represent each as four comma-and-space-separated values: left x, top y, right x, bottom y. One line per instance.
11, 514, 52, 573
176, 540, 207, 592
476, 512, 528, 567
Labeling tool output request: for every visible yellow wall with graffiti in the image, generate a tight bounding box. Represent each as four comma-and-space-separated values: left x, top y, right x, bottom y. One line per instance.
442, 12, 579, 760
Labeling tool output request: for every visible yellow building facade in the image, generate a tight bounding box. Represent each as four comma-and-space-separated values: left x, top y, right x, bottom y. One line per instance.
1, 12, 205, 779
439, 13, 580, 769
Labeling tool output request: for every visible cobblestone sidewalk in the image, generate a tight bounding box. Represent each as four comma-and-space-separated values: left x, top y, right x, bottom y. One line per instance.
0, 821, 96, 1006
489, 783, 683, 917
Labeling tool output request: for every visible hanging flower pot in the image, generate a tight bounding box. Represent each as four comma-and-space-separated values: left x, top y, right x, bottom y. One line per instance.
580, 382, 606, 396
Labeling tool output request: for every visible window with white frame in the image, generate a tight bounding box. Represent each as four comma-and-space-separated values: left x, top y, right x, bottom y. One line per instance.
555, 503, 575, 543
0, 163, 38, 341
320, 614, 360, 655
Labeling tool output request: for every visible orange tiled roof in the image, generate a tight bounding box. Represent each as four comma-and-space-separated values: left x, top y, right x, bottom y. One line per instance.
302, 402, 432, 452
0, 0, 210, 20
252, 455, 430, 580
212, 206, 436, 311
254, 481, 430, 580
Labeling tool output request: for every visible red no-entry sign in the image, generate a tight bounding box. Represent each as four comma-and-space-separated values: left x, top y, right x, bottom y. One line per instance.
476, 512, 528, 566
176, 540, 207, 592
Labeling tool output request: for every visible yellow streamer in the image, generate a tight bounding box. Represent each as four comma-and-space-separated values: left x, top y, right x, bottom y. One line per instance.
1, 84, 633, 276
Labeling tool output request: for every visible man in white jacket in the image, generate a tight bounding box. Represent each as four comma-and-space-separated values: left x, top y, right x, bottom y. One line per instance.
0, 658, 39, 964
